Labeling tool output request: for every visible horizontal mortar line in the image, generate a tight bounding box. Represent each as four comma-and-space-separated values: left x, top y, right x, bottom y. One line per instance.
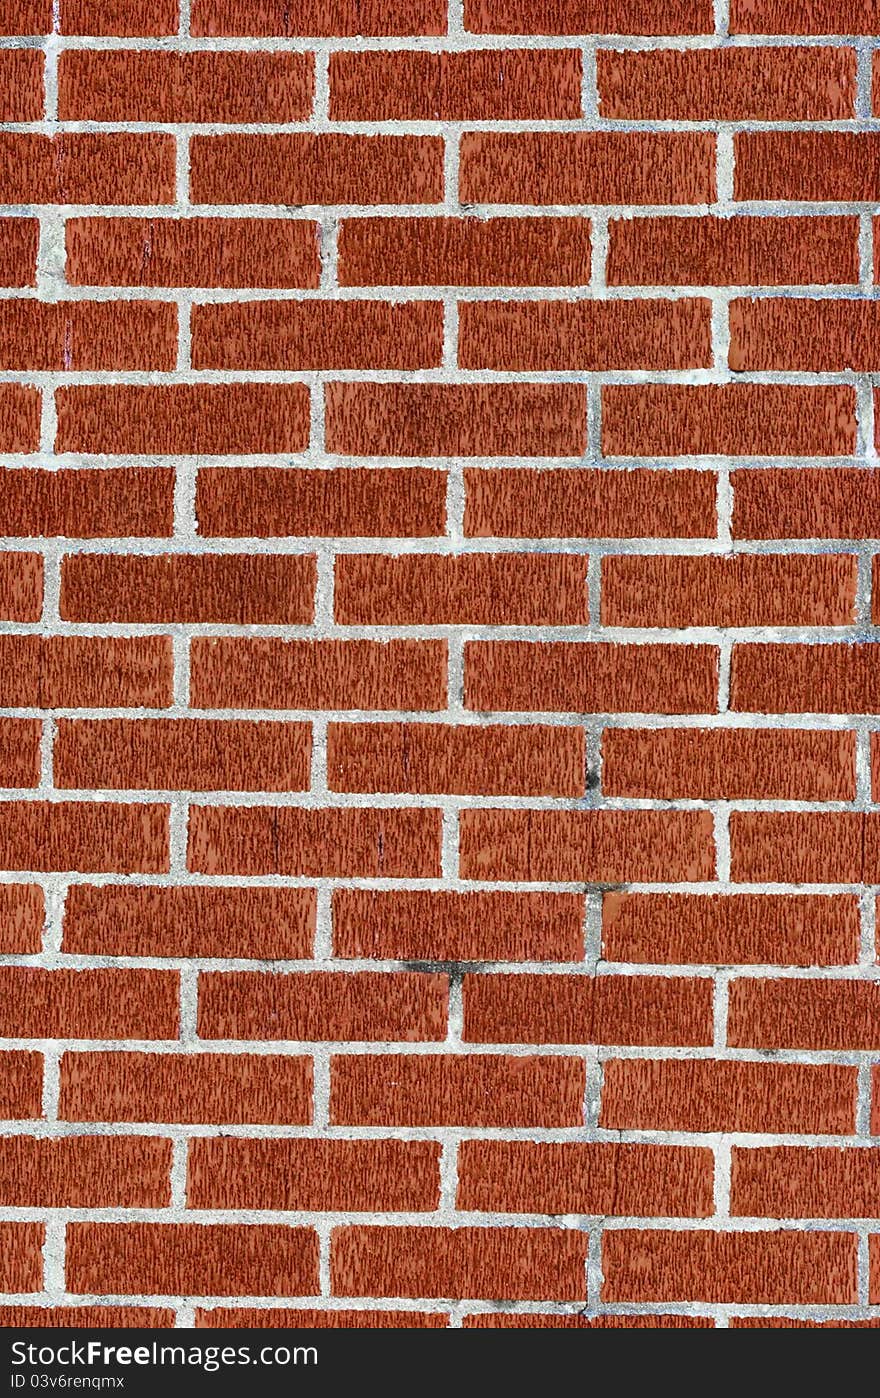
5, 34, 880, 50
2, 286, 877, 303
3, 1207, 880, 1227
7, 369, 880, 386
2, 625, 871, 643
3, 453, 877, 470
2, 540, 877, 557
9, 201, 880, 218
7, 119, 880, 135
0, 876, 876, 895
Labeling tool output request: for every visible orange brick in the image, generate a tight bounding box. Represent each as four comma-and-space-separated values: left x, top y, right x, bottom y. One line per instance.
872, 1070, 880, 1134
733, 468, 880, 540
0, 300, 175, 371
0, 1137, 170, 1209
197, 468, 446, 539
732, 642, 880, 713
736, 132, 880, 200
0, 1052, 43, 1121
729, 978, 880, 1050
191, 0, 446, 35
0, 967, 177, 1039
0, 51, 43, 121
0, 1307, 174, 1327
0, 1225, 44, 1294
0, 133, 174, 205
329, 49, 581, 119
464, 0, 713, 32
0, 468, 173, 538
198, 970, 447, 1042
732, 297, 880, 371
0, 219, 39, 286
192, 301, 443, 370
0, 636, 172, 708
0, 554, 42, 621
0, 801, 168, 873
730, 0, 880, 32
338, 216, 590, 287
197, 1308, 447, 1327
0, 385, 40, 452
731, 1147, 880, 1218
730, 812, 880, 883
0, 885, 44, 955
607, 216, 859, 287
466, 467, 716, 539
0, 719, 41, 787
190, 134, 443, 204
61, 0, 178, 32
0, 0, 51, 30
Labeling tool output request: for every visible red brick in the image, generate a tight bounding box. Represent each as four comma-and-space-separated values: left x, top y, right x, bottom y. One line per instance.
465, 1314, 714, 1327
732, 1317, 880, 1328
62, 885, 315, 959
730, 812, 880, 883
602, 727, 854, 800
607, 216, 859, 287
732, 1147, 880, 1218
0, 219, 39, 286
55, 384, 309, 455
733, 642, 880, 713
325, 383, 586, 458
331, 1054, 585, 1128
333, 889, 585, 962
190, 638, 447, 710
602, 892, 860, 966
67, 217, 320, 289
0, 1225, 44, 1294
871, 1070, 880, 1134
188, 805, 441, 879
466, 468, 716, 539
0, 0, 50, 31
0, 1307, 174, 1327
458, 1142, 714, 1217
67, 1224, 318, 1297
0, 636, 172, 708
332, 1227, 587, 1302
60, 1052, 312, 1125
732, 297, 880, 370
872, 1237, 880, 1303
328, 722, 584, 797
60, 553, 316, 625
736, 132, 880, 201
0, 720, 40, 787
335, 553, 589, 626
61, 0, 178, 33
463, 973, 713, 1046
0, 468, 173, 538
466, 641, 718, 714
730, 979, 880, 1050
602, 553, 857, 627
0, 801, 168, 873
197, 468, 446, 539
191, 0, 446, 35
460, 809, 715, 883
0, 134, 174, 205
598, 47, 854, 120
0, 885, 44, 954
193, 301, 443, 370
730, 0, 880, 33
0, 385, 40, 452
329, 50, 581, 120
190, 134, 443, 205
464, 0, 713, 32
733, 468, 880, 540
603, 384, 855, 458
198, 970, 448, 1042
0, 301, 174, 372
197, 1309, 447, 1328
460, 298, 712, 371
338, 216, 590, 287
59, 51, 312, 122
0, 1137, 170, 1209
0, 51, 43, 121
0, 554, 41, 621
603, 1231, 856, 1305
0, 967, 177, 1039
601, 1059, 857, 1134
0, 1052, 42, 1121
189, 1139, 439, 1212
55, 718, 311, 793
460, 132, 715, 204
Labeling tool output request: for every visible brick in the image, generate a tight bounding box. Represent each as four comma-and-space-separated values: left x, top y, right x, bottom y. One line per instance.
0, 885, 44, 955
62, 885, 316, 959
332, 889, 585, 962
466, 641, 718, 714
602, 727, 854, 800
464, 0, 713, 31
190, 638, 447, 710
603, 384, 856, 458
335, 554, 590, 626
198, 971, 448, 1042
730, 0, 880, 32
61, 0, 178, 32
730, 979, 880, 1050
192, 301, 443, 370
602, 1231, 856, 1305
730, 811, 880, 883
732, 1317, 880, 1328
602, 893, 860, 966
458, 1142, 714, 1217
0, 301, 176, 373
0, 51, 43, 121
0, 1137, 170, 1209
465, 1314, 714, 1327
0, 0, 50, 30
872, 1070, 880, 1134
328, 722, 584, 797
466, 468, 716, 539
0, 636, 172, 708
459, 298, 712, 371
0, 1052, 42, 1121
0, 468, 173, 538
190, 134, 443, 205
598, 47, 854, 120
331, 1054, 585, 1127
733, 468, 880, 540
732, 297, 880, 371
0, 385, 40, 452
338, 216, 590, 287
460, 132, 715, 204
600, 1059, 857, 1134
60, 553, 316, 624
0, 968, 177, 1039
0, 134, 174, 205
732, 642, 880, 713
601, 553, 857, 627
731, 1147, 880, 1218
325, 383, 586, 459
463, 974, 713, 1046
67, 217, 320, 289
332, 1227, 588, 1302
607, 215, 859, 287
197, 1309, 447, 1328
329, 50, 581, 120
55, 718, 311, 793
0, 554, 42, 621
872, 1237, 880, 1303
736, 132, 880, 201
60, 1052, 312, 1125
0, 719, 41, 787
460, 809, 715, 882
0, 1307, 174, 1328
0, 219, 39, 286
191, 0, 447, 35
0, 1225, 44, 1294
55, 384, 310, 455
58, 52, 312, 123
188, 805, 441, 879
197, 468, 446, 539
0, 801, 168, 873
67, 1224, 318, 1298
189, 1139, 440, 1211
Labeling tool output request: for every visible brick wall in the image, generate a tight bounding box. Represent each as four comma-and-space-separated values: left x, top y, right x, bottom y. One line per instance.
0, 0, 879, 1329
